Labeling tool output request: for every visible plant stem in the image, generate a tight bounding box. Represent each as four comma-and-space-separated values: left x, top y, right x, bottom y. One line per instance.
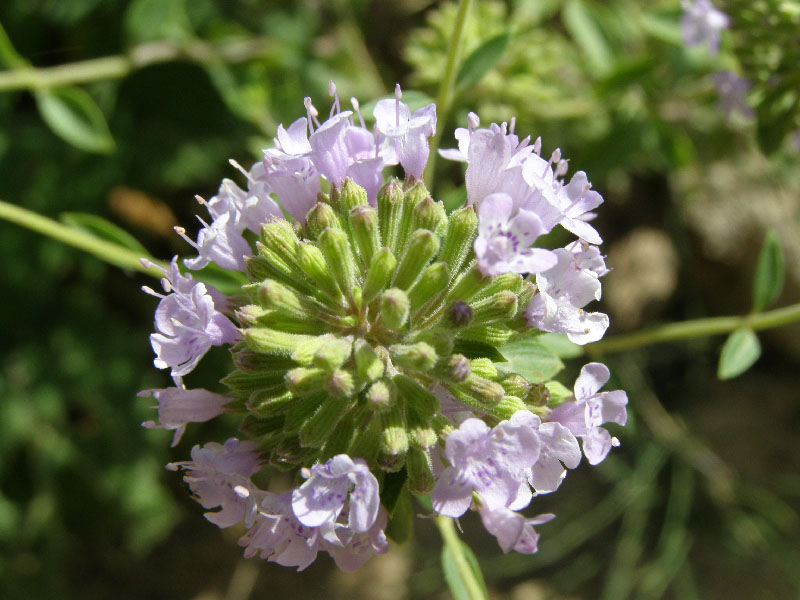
0, 38, 274, 92
586, 303, 800, 356
435, 515, 485, 600
0, 199, 164, 277
424, 0, 474, 190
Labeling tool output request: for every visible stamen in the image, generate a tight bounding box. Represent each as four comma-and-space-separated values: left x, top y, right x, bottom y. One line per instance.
328, 80, 341, 117
174, 226, 199, 250
394, 83, 402, 127
194, 194, 209, 208
510, 116, 516, 135
533, 136, 542, 155
351, 97, 366, 128
304, 97, 320, 133
141, 285, 165, 299
467, 112, 480, 130
228, 159, 253, 182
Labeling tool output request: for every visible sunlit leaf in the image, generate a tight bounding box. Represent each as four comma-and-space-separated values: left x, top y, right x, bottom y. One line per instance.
752, 229, 784, 313
497, 338, 565, 382
123, 0, 193, 44
455, 32, 512, 93
35, 87, 115, 154
718, 328, 761, 380
562, 0, 612, 75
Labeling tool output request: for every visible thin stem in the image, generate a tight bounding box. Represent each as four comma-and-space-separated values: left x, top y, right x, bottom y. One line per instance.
586, 303, 800, 356
0, 199, 164, 277
424, 0, 474, 190
435, 515, 486, 600
0, 38, 274, 92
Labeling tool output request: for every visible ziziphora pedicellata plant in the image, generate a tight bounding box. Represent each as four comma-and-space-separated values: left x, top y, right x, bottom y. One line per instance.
140, 82, 628, 571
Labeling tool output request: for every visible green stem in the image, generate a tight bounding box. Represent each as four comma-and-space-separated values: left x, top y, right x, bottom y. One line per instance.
0, 38, 274, 92
435, 515, 485, 600
424, 0, 474, 190
586, 303, 800, 356
0, 199, 164, 277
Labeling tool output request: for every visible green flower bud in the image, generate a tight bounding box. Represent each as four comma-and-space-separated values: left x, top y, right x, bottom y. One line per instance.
459, 324, 515, 346
347, 417, 382, 463
284, 392, 326, 433
221, 368, 285, 395
470, 358, 499, 380
493, 396, 528, 419
390, 342, 438, 373
448, 300, 473, 327
526, 382, 551, 406
439, 206, 478, 282
406, 446, 435, 494
393, 374, 439, 417
233, 348, 296, 373
244, 328, 314, 356
446, 262, 487, 304
325, 369, 356, 398
285, 367, 328, 396
410, 196, 446, 235
379, 404, 408, 470
377, 178, 404, 254
366, 380, 392, 410
312, 336, 352, 371
305, 201, 340, 240
449, 374, 505, 409
260, 218, 300, 264
500, 373, 532, 397
474, 272, 524, 300
442, 354, 471, 383
333, 177, 368, 214
408, 262, 448, 314
299, 394, 352, 448
321, 413, 357, 460
254, 242, 315, 295
517, 280, 536, 315
354, 339, 385, 382
362, 247, 397, 302
393, 229, 440, 290
296, 242, 344, 303
318, 227, 357, 303
349, 205, 380, 266
380, 288, 410, 330
245, 390, 294, 418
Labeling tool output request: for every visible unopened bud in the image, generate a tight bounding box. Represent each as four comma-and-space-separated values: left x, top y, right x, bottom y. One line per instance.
350, 205, 380, 265
297, 242, 343, 301
470, 290, 518, 325
244, 328, 314, 356
305, 202, 340, 240
493, 396, 528, 419
406, 447, 435, 494
444, 354, 471, 382
393, 374, 439, 417
366, 380, 392, 409
379, 405, 408, 468
284, 392, 326, 433
526, 382, 551, 406
449, 300, 473, 327
377, 178, 404, 253
299, 394, 351, 448
362, 247, 397, 302
475, 272, 523, 300
381, 288, 410, 330
318, 227, 357, 301
470, 358, 499, 380
260, 218, 300, 263
410, 196, 446, 235
254, 280, 305, 315
439, 207, 478, 282
408, 262, 448, 313
393, 229, 440, 290
285, 367, 327, 396
312, 337, 352, 371
450, 374, 504, 409
446, 263, 487, 305
291, 335, 332, 365
334, 177, 368, 215
354, 339, 385, 382
325, 369, 355, 397
390, 342, 438, 373
459, 324, 515, 346
500, 373, 532, 397
245, 390, 294, 418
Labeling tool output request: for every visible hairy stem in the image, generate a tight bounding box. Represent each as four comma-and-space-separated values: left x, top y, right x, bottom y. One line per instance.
436, 515, 486, 600
0, 199, 164, 276
0, 37, 275, 92
424, 0, 474, 190
586, 303, 800, 356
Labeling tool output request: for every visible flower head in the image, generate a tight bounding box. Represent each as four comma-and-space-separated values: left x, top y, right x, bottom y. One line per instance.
681, 0, 729, 55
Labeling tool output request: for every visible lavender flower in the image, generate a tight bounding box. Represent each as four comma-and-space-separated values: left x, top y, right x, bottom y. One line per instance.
474, 192, 558, 276
373, 84, 437, 181
479, 506, 555, 554
712, 71, 753, 121
431, 411, 541, 517
321, 507, 390, 572
527, 419, 582, 494
548, 363, 628, 465
681, 0, 729, 55
139, 386, 230, 446
168, 438, 262, 527
525, 247, 609, 344
142, 257, 239, 379
291, 454, 380, 533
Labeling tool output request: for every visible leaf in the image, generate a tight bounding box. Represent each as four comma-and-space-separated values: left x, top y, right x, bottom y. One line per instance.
538, 333, 584, 359
123, 0, 193, 44
497, 338, 565, 383
755, 88, 798, 155
35, 87, 115, 154
455, 32, 512, 94
545, 380, 574, 404
453, 339, 506, 362
385, 485, 413, 544
718, 328, 761, 380
752, 229, 784, 313
562, 0, 612, 76
441, 539, 488, 600
60, 213, 148, 255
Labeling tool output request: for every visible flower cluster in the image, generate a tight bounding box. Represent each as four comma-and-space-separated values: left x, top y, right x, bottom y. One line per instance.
141, 83, 627, 570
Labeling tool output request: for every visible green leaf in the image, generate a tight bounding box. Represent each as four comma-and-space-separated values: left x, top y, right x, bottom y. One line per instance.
60, 213, 148, 255
35, 87, 115, 154
497, 338, 565, 383
718, 328, 761, 380
538, 333, 584, 359
755, 88, 798, 155
441, 539, 488, 600
752, 229, 784, 313
562, 0, 612, 76
453, 339, 506, 362
0, 20, 28, 69
455, 32, 512, 94
385, 485, 413, 544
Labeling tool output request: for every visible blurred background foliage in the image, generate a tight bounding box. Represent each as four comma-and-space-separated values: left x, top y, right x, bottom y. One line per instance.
0, 0, 798, 598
